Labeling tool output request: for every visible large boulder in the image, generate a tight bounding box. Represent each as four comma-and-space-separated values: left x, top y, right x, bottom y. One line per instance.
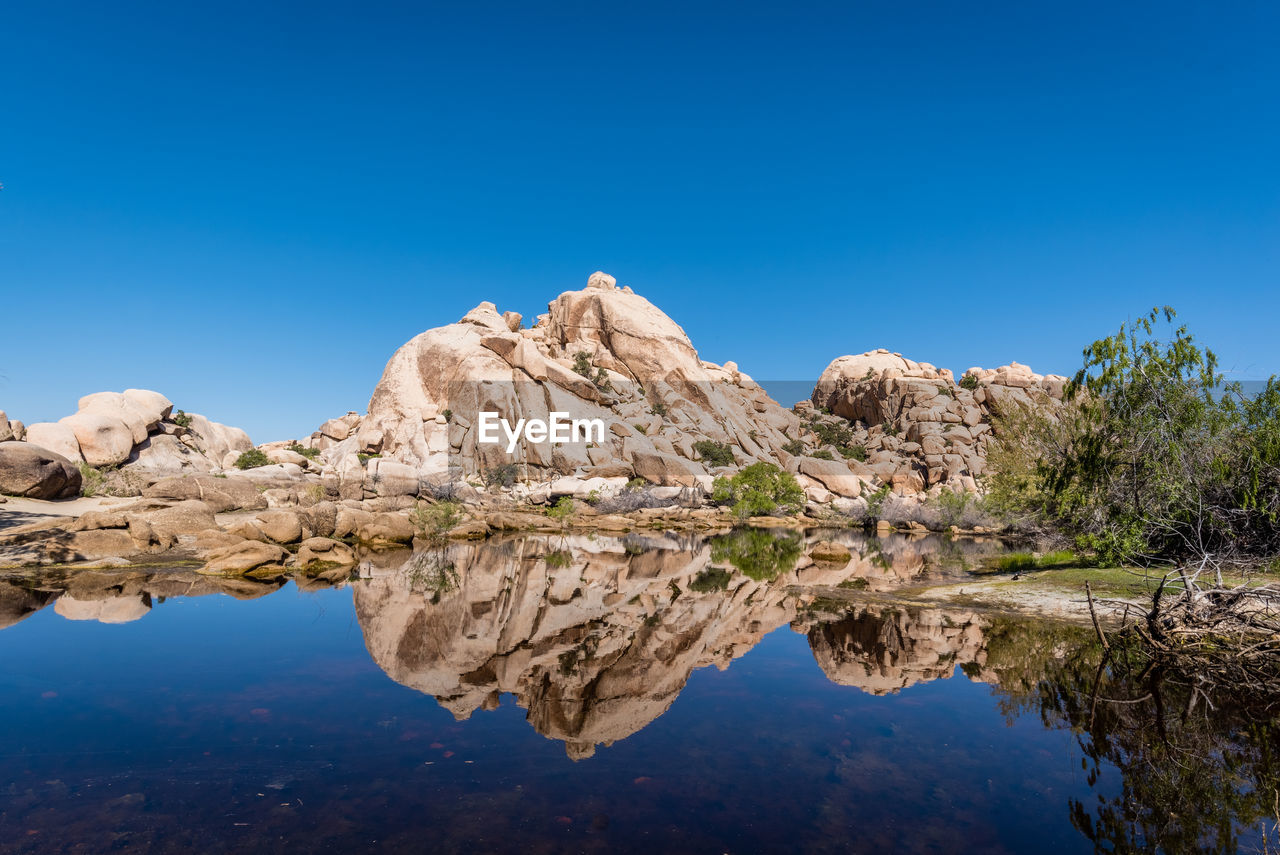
144, 475, 268, 512
77, 392, 155, 444
59, 410, 134, 467
0, 441, 82, 499
23, 422, 84, 463
200, 540, 290, 576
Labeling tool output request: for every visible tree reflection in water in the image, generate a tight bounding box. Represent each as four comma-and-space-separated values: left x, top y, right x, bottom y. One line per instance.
995, 628, 1280, 854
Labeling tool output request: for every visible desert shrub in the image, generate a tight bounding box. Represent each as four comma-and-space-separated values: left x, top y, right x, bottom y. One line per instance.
960, 374, 980, 391
649, 398, 668, 418
632, 423, 648, 435
482, 463, 519, 488
356, 452, 381, 464
693, 439, 736, 468
411, 500, 463, 540
863, 483, 892, 522
688, 567, 733, 593
289, 443, 320, 460
710, 529, 803, 581
547, 496, 575, 527
441, 408, 453, 422
235, 448, 271, 470
711, 462, 805, 518
811, 449, 834, 460
171, 409, 193, 428
932, 488, 971, 528
572, 351, 593, 378
782, 439, 805, 456
840, 444, 868, 462
809, 418, 855, 448
77, 462, 106, 497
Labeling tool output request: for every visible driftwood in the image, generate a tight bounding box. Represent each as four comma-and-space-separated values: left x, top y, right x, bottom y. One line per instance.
1105, 561, 1280, 695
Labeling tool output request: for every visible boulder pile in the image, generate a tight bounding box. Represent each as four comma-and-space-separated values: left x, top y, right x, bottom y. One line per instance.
805, 349, 1067, 496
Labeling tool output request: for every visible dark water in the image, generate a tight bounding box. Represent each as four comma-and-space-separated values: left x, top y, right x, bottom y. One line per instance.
1, 531, 1277, 853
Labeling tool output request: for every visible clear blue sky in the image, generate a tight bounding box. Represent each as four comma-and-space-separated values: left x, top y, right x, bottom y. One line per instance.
3, 1, 1277, 441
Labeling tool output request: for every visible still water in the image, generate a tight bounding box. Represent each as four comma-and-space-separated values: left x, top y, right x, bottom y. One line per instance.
0, 531, 1276, 853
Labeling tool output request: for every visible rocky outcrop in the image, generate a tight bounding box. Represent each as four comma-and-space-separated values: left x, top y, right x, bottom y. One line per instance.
16, 390, 252, 481
0, 411, 24, 443
807, 349, 1067, 495
346, 272, 800, 492
0, 441, 82, 499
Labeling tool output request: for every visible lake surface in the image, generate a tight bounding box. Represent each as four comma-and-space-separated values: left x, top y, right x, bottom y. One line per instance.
1, 531, 1276, 853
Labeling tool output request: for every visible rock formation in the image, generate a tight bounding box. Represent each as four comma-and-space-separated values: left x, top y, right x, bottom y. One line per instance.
334, 272, 800, 496
18, 390, 252, 477
807, 349, 1067, 495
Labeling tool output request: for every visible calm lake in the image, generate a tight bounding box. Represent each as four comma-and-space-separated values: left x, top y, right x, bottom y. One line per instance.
1, 531, 1276, 853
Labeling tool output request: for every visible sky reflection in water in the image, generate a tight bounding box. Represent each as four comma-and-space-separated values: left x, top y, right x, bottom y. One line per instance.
0, 532, 1273, 853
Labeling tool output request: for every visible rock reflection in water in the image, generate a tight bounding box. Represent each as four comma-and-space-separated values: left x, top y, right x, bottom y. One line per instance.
350, 531, 1011, 757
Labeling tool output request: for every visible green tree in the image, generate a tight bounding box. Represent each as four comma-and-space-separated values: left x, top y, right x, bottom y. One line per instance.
989, 308, 1280, 566
711, 462, 805, 518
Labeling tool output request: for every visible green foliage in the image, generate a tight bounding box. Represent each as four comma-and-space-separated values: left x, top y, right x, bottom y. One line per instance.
840, 444, 868, 462
649, 398, 668, 418
547, 496, 575, 525
863, 483, 892, 522
990, 307, 1280, 565
692, 439, 735, 468
624, 477, 648, 492
960, 373, 980, 391
171, 409, 193, 428
235, 448, 271, 470
572, 351, 593, 377
808, 417, 854, 448
931, 487, 970, 528
77, 462, 106, 497
710, 529, 803, 581
632, 423, 648, 435
482, 462, 519, 487
288, 442, 320, 460
411, 500, 463, 540
688, 567, 733, 592
441, 408, 453, 422
782, 439, 805, 456
356, 452, 381, 464
710, 462, 805, 518
811, 449, 834, 460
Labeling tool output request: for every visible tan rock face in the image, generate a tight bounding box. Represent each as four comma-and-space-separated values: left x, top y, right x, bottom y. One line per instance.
59, 411, 135, 467
22, 423, 84, 463
810, 349, 1066, 494
200, 540, 290, 576
354, 272, 801, 488
144, 475, 268, 512
0, 441, 82, 499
